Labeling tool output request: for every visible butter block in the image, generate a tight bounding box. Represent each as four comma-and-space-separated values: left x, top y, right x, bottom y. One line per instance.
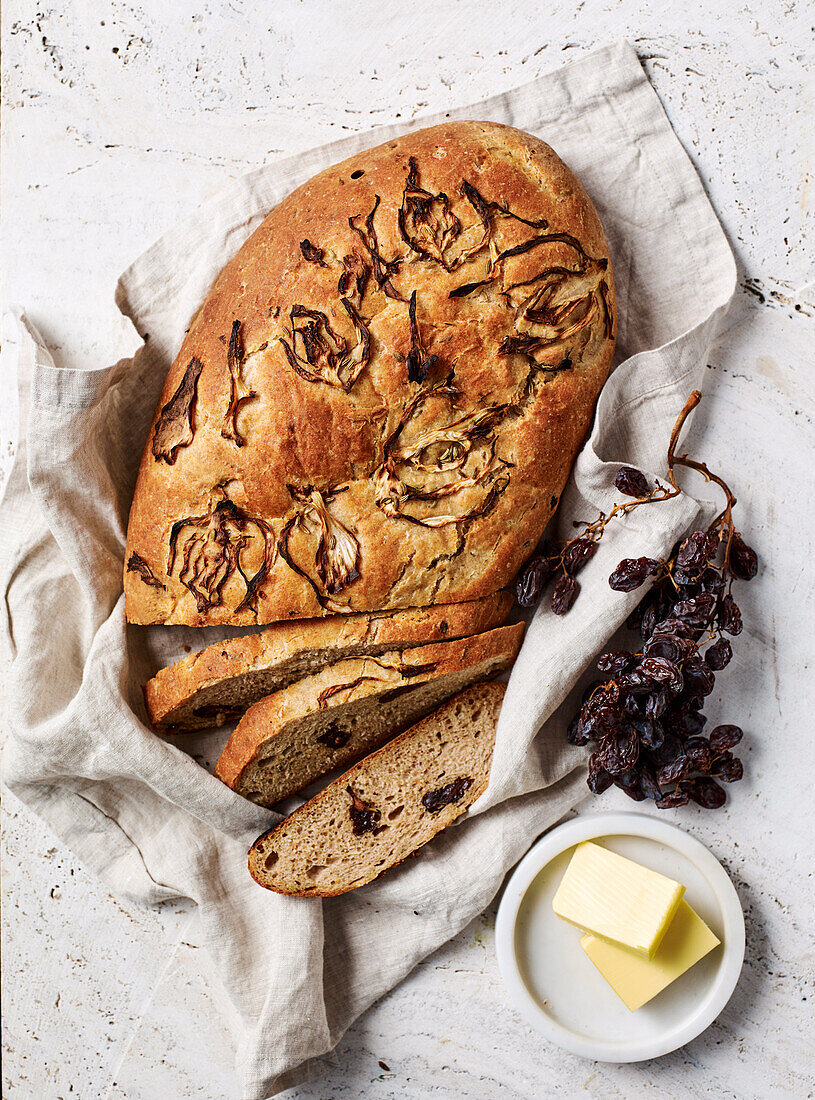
552, 842, 685, 957
580, 900, 721, 1011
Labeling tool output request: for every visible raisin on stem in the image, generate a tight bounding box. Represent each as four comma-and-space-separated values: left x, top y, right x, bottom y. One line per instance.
615, 466, 651, 498
554, 391, 753, 812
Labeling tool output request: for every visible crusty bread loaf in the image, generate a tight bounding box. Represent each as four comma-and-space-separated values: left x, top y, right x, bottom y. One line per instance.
248, 682, 504, 895
124, 120, 616, 626
215, 623, 522, 806
146, 591, 512, 732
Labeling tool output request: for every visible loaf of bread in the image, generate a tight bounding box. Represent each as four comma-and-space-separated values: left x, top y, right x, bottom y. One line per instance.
214, 623, 522, 806
248, 682, 504, 895
146, 590, 511, 732
124, 120, 616, 626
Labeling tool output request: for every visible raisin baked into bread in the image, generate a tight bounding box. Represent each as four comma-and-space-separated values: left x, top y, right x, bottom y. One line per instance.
248, 682, 504, 895
146, 591, 511, 733
124, 121, 616, 626
214, 623, 522, 806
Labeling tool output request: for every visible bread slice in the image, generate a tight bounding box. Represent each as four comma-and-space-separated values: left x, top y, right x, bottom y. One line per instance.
215, 623, 522, 806
146, 591, 512, 733
248, 682, 504, 896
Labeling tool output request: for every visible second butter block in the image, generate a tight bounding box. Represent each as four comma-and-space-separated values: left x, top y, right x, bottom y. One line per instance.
580, 900, 721, 1010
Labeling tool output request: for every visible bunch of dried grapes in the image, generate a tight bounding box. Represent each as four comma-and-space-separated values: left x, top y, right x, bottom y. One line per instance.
516, 466, 674, 614
515, 391, 758, 809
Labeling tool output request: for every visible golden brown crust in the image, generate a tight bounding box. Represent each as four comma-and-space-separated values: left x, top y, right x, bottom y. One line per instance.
125, 121, 616, 626
145, 590, 512, 731
213, 622, 523, 791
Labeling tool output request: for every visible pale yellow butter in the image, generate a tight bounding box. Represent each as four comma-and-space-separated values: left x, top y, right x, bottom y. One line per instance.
580, 900, 721, 1010
552, 841, 685, 958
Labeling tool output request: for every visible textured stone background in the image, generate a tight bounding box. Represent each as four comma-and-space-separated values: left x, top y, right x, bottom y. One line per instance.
1, 2, 813, 1098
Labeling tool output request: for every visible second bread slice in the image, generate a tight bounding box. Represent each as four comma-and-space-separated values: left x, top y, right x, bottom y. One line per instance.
214, 623, 522, 806
146, 591, 512, 733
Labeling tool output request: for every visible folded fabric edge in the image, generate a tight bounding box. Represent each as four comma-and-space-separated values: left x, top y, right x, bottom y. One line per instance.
579, 309, 735, 506
610, 65, 738, 310
0, 313, 56, 654
0, 777, 182, 907
472, 488, 702, 817
470, 278, 735, 816
253, 770, 589, 1100
115, 40, 644, 331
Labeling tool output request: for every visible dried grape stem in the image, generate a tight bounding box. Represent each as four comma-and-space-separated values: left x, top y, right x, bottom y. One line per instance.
576, 390, 736, 574
561, 393, 710, 557
665, 389, 739, 574
568, 487, 671, 546
549, 389, 734, 585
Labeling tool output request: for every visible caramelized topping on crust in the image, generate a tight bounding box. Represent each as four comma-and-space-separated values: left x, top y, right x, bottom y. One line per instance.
317, 676, 386, 709
279, 300, 371, 392
315, 657, 440, 710
279, 486, 361, 611
398, 156, 462, 270
500, 254, 611, 364
167, 490, 276, 614
375, 375, 516, 527
349, 195, 403, 301
398, 160, 551, 276
126, 552, 165, 589
337, 251, 370, 304
221, 321, 260, 447
299, 239, 327, 266
152, 356, 203, 464
405, 290, 439, 384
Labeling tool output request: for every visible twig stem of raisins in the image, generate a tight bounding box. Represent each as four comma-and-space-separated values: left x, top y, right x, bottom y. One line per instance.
551, 390, 758, 813
664, 390, 739, 575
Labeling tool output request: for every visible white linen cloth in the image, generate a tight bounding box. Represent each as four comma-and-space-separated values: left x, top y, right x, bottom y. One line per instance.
1, 41, 735, 1098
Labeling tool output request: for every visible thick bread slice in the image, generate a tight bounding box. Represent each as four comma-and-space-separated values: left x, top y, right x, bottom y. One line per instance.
146, 591, 512, 733
248, 682, 504, 895
215, 623, 522, 806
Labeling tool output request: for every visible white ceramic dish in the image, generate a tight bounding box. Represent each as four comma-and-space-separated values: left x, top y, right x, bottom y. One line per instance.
495, 811, 745, 1063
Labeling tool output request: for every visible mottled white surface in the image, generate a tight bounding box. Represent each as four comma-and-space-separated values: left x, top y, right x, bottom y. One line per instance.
1, 2, 813, 1098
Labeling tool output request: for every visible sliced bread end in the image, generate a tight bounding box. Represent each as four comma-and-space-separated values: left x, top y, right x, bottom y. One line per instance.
248, 681, 504, 896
